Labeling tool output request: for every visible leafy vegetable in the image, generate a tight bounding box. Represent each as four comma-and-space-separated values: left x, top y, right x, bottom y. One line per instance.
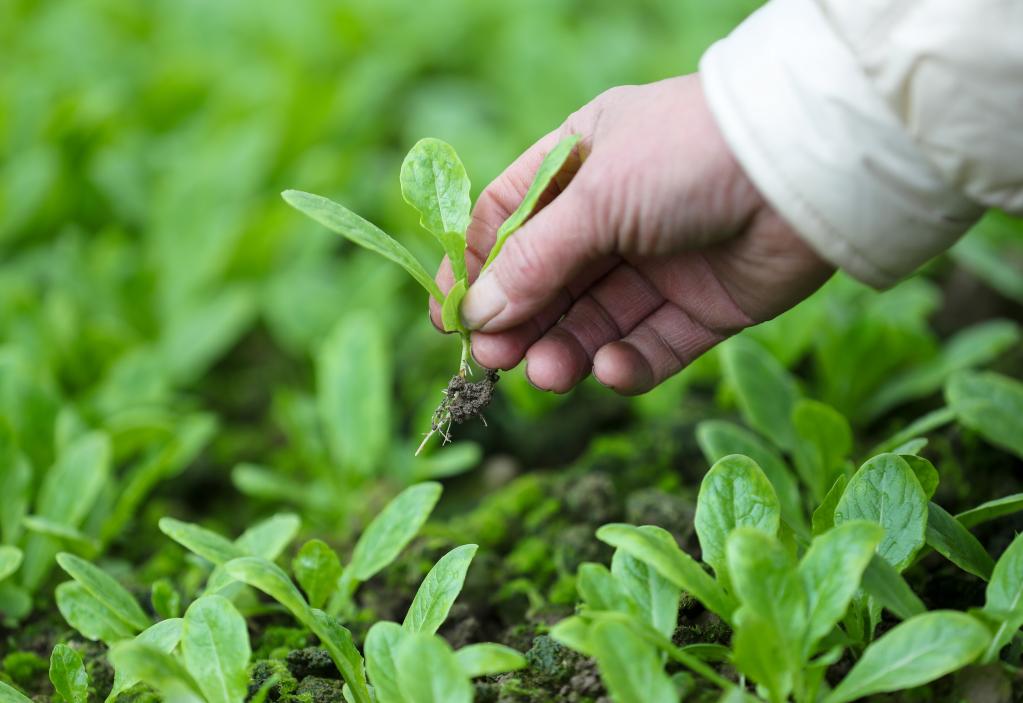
182, 596, 251, 703
293, 539, 343, 610
946, 370, 1023, 459
403, 544, 477, 634
981, 532, 1023, 662
588, 619, 677, 703
720, 336, 800, 451
348, 482, 442, 582
48, 644, 88, 703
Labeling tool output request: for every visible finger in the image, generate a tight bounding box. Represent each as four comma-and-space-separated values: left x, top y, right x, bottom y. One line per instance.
461, 173, 610, 333
592, 303, 724, 395
469, 255, 618, 370
429, 257, 456, 332
523, 265, 664, 392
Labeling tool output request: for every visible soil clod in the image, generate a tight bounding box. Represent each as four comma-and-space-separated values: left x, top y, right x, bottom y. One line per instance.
428, 369, 499, 443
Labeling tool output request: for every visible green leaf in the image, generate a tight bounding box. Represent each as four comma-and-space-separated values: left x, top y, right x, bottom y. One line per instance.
726, 529, 805, 692
0, 546, 22, 582
440, 280, 468, 334
596, 524, 736, 622
151, 580, 182, 620
956, 493, 1023, 529
182, 596, 251, 703
720, 336, 800, 451
107, 619, 184, 702
0, 682, 32, 703
0, 441, 31, 546
282, 190, 443, 302
982, 532, 1023, 662
56, 553, 150, 632
589, 620, 677, 703
364, 621, 406, 703
862, 319, 1020, 421
49, 643, 89, 703
925, 502, 994, 580
695, 420, 805, 539
695, 454, 780, 585
399, 138, 471, 281
22, 517, 99, 556
395, 633, 473, 703
55, 582, 136, 643
159, 518, 244, 565
0, 581, 32, 623
20, 432, 110, 591
833, 454, 927, 572
206, 513, 301, 596
482, 135, 580, 269
901, 455, 939, 500
611, 538, 682, 638
348, 482, 442, 582
403, 544, 477, 635
859, 555, 926, 621
307, 610, 372, 703
824, 611, 990, 703
799, 522, 884, 653
946, 370, 1023, 459
317, 313, 391, 476
107, 641, 204, 703
577, 562, 636, 614
454, 643, 526, 678
869, 406, 956, 456
811, 474, 847, 536
549, 616, 595, 656
791, 399, 851, 501
731, 610, 793, 703
293, 540, 343, 610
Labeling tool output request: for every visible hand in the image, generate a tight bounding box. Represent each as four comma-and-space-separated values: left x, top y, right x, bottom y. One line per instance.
430, 74, 833, 395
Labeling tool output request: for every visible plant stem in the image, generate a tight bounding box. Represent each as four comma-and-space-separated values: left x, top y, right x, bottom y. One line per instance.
459, 332, 471, 377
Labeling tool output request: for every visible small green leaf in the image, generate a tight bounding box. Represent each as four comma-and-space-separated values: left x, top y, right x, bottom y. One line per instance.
395, 633, 473, 703
824, 611, 990, 703
0, 546, 22, 582
399, 138, 471, 281
611, 538, 682, 638
859, 555, 926, 621
283, 190, 444, 302
440, 280, 468, 334
720, 336, 800, 451
21, 517, 99, 556
548, 615, 595, 657
55, 582, 136, 644
364, 621, 405, 703
403, 544, 477, 635
0, 444, 31, 546
695, 454, 780, 585
947, 370, 1023, 459
925, 502, 994, 580
791, 399, 851, 501
293, 540, 343, 610
799, 522, 884, 653
182, 596, 251, 703
834, 454, 927, 572
235, 513, 302, 560
151, 580, 181, 620
0, 682, 33, 703
482, 135, 580, 269
348, 482, 442, 582
159, 518, 244, 565
308, 609, 372, 703
49, 644, 88, 703
224, 557, 313, 624
956, 493, 1023, 529
107, 619, 184, 702
732, 610, 793, 703
56, 553, 150, 632
901, 455, 939, 500
869, 406, 956, 456
589, 620, 677, 703
696, 420, 805, 539
577, 562, 637, 615
982, 532, 1023, 662
596, 523, 736, 622
318, 314, 391, 476
812, 474, 847, 536
454, 643, 526, 678
107, 641, 204, 703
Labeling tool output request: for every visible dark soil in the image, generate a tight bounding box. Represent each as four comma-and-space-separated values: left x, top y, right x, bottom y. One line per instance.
432, 369, 500, 438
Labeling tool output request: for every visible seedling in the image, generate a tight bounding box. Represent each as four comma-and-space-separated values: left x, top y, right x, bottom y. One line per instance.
283, 135, 580, 453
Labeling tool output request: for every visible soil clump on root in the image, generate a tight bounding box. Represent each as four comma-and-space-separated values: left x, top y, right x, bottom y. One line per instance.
419, 369, 499, 453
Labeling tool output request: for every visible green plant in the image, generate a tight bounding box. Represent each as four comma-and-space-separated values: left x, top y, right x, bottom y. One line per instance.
283, 135, 580, 453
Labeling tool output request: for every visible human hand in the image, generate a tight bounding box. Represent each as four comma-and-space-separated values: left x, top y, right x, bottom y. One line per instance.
430, 74, 833, 395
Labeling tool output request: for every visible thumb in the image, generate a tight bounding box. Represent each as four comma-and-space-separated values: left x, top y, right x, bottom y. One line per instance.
460, 179, 609, 333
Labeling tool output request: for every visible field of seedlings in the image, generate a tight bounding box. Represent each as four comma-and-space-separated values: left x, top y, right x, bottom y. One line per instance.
2, 1, 1023, 702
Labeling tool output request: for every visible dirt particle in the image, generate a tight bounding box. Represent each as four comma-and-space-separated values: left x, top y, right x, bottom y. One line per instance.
431, 370, 500, 440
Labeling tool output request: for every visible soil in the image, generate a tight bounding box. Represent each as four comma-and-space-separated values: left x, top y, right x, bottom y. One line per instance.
431, 369, 500, 441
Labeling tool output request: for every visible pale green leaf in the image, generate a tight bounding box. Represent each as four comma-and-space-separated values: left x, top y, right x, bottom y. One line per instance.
0, 682, 33, 703
293, 540, 343, 610
159, 518, 244, 565
182, 596, 251, 703
548, 616, 595, 657
925, 502, 994, 580
982, 532, 1023, 662
349, 482, 442, 582
283, 190, 443, 301
403, 544, 477, 635
57, 553, 150, 632
107, 641, 204, 703
695, 454, 780, 585
108, 619, 184, 702
395, 633, 473, 703
719, 336, 800, 451
454, 643, 526, 678
859, 555, 925, 621
946, 370, 1023, 459
791, 399, 851, 501
308, 609, 372, 703
834, 454, 927, 572
901, 455, 939, 500
811, 474, 847, 536
56, 582, 136, 643
824, 611, 989, 703
589, 620, 677, 703
482, 135, 580, 269
364, 621, 406, 703
577, 562, 637, 615
0, 546, 22, 582
49, 643, 89, 703
611, 538, 682, 638
440, 280, 467, 334
957, 493, 1023, 529
732, 610, 793, 703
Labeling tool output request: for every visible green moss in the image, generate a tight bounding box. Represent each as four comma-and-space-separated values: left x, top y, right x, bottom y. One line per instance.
291, 677, 343, 703
284, 648, 336, 680
247, 659, 298, 701
2, 651, 48, 688
252, 627, 311, 661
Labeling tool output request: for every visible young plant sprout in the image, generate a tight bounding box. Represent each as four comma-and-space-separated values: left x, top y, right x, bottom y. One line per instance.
283, 135, 580, 454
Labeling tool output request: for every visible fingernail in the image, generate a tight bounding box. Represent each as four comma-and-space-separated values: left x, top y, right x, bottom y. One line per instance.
460, 272, 507, 331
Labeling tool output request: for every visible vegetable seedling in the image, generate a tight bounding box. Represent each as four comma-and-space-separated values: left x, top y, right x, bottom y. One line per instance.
283, 135, 580, 453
